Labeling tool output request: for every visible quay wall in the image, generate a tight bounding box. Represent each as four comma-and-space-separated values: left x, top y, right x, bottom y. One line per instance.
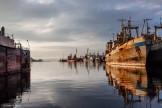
7, 48, 21, 73
0, 46, 6, 73
0, 46, 30, 75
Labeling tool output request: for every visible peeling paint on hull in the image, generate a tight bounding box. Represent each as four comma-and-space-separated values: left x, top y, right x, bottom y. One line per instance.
106, 36, 148, 66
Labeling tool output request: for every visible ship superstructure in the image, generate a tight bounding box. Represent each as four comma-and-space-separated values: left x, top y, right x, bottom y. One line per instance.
148, 19, 162, 63
105, 18, 153, 66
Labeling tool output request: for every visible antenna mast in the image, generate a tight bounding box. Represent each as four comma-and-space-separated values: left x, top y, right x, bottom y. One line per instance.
141, 18, 152, 35
146, 18, 152, 34
118, 18, 127, 29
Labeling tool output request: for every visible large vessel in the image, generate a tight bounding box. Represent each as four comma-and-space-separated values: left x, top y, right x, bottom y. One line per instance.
0, 26, 30, 75
105, 18, 153, 66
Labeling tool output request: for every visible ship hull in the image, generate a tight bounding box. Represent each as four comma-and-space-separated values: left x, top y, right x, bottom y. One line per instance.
105, 36, 149, 66
148, 43, 162, 63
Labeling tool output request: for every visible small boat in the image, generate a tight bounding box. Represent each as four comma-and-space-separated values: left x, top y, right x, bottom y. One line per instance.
59, 49, 84, 62
59, 59, 67, 62
67, 58, 83, 62
67, 59, 75, 62
67, 49, 83, 62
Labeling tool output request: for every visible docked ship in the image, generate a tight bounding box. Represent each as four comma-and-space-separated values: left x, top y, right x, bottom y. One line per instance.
105, 18, 153, 66
0, 26, 30, 75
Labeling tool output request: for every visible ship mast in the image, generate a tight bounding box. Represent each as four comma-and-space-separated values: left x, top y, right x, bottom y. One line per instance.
146, 18, 152, 35
128, 17, 131, 38
118, 18, 126, 43
123, 17, 139, 41
154, 18, 162, 42
141, 18, 152, 35
118, 18, 126, 30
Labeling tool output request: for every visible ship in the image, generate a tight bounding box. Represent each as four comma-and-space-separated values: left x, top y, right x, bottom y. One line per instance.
105, 18, 153, 66
59, 49, 83, 62
0, 26, 30, 75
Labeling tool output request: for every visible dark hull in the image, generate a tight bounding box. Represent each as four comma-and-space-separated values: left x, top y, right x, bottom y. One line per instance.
148, 43, 162, 63
0, 45, 30, 75
59, 58, 83, 62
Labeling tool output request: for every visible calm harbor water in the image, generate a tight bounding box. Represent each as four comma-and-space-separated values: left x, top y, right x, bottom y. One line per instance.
1, 61, 162, 108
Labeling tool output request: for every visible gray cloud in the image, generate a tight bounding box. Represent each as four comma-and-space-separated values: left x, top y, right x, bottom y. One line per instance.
0, 0, 162, 43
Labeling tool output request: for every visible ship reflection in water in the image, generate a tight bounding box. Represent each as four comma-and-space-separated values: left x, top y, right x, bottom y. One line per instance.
105, 64, 162, 107
0, 72, 30, 107
67, 61, 104, 74
2, 61, 162, 108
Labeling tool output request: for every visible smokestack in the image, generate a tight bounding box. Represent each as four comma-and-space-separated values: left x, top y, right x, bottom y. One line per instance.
1, 26, 5, 36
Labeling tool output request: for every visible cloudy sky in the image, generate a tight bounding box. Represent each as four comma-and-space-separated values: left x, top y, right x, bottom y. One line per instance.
0, 0, 162, 59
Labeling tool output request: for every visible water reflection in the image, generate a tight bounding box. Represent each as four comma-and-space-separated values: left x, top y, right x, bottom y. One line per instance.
64, 61, 104, 74
105, 65, 162, 108
30, 62, 112, 108
3, 61, 162, 108
0, 72, 30, 107
147, 64, 162, 104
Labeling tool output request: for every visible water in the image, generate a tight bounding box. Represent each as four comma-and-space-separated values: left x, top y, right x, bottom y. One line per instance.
1, 61, 162, 108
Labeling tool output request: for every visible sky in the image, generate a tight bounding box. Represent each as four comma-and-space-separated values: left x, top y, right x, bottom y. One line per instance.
0, 0, 162, 59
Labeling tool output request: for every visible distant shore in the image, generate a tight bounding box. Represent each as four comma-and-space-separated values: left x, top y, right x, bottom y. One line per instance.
31, 58, 43, 62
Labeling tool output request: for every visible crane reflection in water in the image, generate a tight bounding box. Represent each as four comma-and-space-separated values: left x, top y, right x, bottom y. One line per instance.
61, 61, 104, 74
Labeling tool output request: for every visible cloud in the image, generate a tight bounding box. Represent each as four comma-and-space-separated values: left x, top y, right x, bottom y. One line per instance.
0, 0, 162, 58
27, 0, 55, 4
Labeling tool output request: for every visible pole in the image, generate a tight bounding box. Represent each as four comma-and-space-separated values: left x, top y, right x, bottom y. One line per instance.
76, 49, 77, 57
87, 48, 89, 55
5, 47, 8, 74
112, 33, 114, 41
27, 40, 30, 50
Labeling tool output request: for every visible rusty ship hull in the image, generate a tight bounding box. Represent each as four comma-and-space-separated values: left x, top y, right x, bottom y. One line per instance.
105, 18, 154, 66
105, 36, 150, 66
